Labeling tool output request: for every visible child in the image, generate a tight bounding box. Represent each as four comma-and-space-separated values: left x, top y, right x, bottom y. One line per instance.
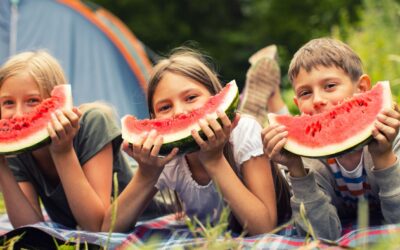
0, 50, 134, 231
101, 48, 291, 235
262, 37, 400, 240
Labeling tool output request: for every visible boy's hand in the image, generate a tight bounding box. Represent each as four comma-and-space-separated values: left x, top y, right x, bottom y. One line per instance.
122, 130, 178, 179
262, 124, 305, 177
369, 105, 400, 169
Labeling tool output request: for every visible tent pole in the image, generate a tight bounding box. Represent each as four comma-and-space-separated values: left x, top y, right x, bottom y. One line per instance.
9, 0, 20, 56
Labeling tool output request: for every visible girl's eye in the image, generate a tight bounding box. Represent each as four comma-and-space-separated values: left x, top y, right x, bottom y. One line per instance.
186, 95, 198, 102
27, 98, 41, 105
2, 100, 14, 107
157, 104, 171, 113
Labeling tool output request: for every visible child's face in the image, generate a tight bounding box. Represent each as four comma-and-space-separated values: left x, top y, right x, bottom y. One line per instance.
293, 66, 367, 115
0, 73, 42, 119
152, 72, 211, 119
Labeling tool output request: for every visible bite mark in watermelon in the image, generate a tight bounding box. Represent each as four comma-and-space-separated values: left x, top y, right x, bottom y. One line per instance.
267, 81, 393, 158
0, 84, 73, 155
121, 80, 239, 155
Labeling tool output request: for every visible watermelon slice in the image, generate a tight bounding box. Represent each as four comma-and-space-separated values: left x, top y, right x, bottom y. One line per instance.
267, 81, 393, 158
0, 84, 73, 155
121, 80, 239, 155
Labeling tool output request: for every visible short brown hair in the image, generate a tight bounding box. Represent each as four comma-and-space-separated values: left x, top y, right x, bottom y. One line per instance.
288, 38, 363, 83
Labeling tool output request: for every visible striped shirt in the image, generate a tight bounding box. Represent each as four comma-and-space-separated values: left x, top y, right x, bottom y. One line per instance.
327, 152, 372, 207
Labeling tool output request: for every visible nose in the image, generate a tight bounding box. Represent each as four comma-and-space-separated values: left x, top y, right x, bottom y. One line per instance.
312, 91, 327, 110
172, 103, 189, 117
12, 105, 27, 119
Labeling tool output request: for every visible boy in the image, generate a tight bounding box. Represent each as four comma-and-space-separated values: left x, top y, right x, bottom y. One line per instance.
262, 38, 400, 240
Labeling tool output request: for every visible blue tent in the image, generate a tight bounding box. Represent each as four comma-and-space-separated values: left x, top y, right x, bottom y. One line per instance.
0, 0, 152, 119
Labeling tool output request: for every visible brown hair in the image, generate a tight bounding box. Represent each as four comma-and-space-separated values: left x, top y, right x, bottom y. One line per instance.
288, 37, 363, 83
147, 47, 237, 214
147, 47, 222, 116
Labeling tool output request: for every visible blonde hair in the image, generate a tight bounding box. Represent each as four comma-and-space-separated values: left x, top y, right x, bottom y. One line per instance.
0, 50, 67, 98
147, 47, 222, 117
288, 37, 363, 83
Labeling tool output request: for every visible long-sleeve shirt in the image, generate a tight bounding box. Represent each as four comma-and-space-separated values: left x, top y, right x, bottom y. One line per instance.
288, 134, 400, 240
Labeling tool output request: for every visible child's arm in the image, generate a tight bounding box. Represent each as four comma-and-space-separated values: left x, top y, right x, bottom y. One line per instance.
369, 106, 400, 224
101, 143, 160, 232
289, 162, 342, 240
192, 113, 278, 235
262, 124, 342, 240
102, 135, 178, 232
0, 157, 45, 227
202, 154, 277, 234
49, 108, 115, 231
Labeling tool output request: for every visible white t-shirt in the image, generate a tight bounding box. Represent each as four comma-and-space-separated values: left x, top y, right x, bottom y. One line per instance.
155, 115, 264, 222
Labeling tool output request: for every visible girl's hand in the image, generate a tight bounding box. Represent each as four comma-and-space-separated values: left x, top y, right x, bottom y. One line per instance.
122, 130, 178, 179
262, 124, 304, 176
192, 110, 232, 163
48, 108, 82, 154
369, 105, 400, 168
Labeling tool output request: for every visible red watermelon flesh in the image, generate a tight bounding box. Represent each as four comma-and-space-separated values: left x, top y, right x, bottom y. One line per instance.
0, 84, 73, 155
122, 80, 239, 155
267, 81, 392, 158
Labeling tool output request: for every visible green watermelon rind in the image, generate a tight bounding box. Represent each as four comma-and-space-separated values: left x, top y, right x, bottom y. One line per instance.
158, 92, 239, 155
267, 81, 393, 158
122, 80, 240, 156
3, 138, 52, 157
0, 84, 73, 155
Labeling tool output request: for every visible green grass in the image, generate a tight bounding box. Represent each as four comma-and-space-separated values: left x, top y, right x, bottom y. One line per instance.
0, 187, 400, 249
0, 192, 5, 214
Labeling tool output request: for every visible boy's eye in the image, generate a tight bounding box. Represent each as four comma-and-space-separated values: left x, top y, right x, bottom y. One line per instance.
325, 82, 336, 89
298, 90, 310, 98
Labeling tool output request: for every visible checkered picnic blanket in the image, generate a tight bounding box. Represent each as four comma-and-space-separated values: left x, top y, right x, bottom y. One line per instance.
0, 213, 399, 249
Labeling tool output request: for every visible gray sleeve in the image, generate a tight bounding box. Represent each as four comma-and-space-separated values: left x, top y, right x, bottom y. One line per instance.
7, 156, 30, 182
372, 162, 400, 223
74, 107, 122, 165
372, 134, 400, 223
290, 170, 342, 240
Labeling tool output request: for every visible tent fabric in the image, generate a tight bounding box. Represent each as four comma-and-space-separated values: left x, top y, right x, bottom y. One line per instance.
0, 0, 152, 119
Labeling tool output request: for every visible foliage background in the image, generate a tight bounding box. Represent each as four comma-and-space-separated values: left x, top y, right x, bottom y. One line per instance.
333, 0, 400, 103
89, 0, 400, 113
89, 0, 362, 94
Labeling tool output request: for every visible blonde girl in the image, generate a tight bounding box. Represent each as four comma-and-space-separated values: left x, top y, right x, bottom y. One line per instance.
0, 50, 133, 231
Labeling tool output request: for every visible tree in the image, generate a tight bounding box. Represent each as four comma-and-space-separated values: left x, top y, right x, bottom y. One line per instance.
89, 0, 362, 92
333, 0, 400, 102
